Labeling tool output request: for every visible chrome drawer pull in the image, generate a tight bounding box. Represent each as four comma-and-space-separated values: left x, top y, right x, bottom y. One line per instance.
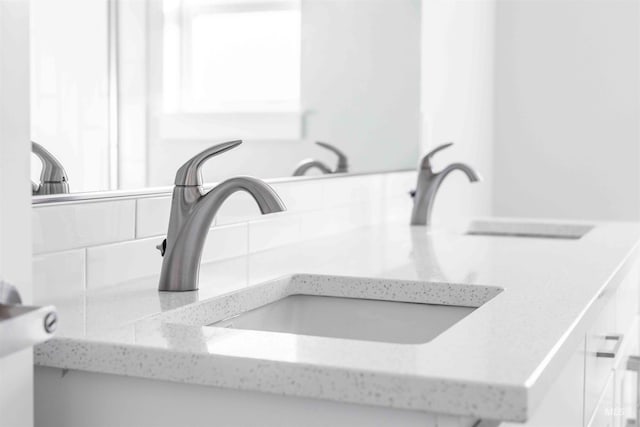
627, 355, 640, 425
597, 334, 624, 358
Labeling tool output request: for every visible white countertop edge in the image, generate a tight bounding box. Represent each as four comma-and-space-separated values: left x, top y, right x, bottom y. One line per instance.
35, 337, 528, 422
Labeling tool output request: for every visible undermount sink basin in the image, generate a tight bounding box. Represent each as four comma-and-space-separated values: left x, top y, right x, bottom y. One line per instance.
211, 294, 475, 344
161, 274, 503, 345
466, 220, 593, 240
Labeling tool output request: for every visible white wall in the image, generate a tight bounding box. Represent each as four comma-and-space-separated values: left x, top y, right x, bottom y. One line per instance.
421, 0, 496, 226
0, 1, 34, 425
493, 0, 640, 221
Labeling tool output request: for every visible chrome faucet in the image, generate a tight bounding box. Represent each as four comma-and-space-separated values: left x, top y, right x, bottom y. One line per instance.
157, 140, 286, 292
293, 141, 349, 176
32, 141, 69, 196
410, 142, 481, 226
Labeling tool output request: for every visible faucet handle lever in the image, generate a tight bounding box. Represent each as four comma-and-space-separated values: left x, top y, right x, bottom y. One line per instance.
315, 141, 348, 173
420, 142, 454, 170
174, 140, 242, 186
156, 239, 167, 257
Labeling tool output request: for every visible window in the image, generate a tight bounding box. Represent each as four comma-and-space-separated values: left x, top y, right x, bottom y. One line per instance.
163, 0, 301, 114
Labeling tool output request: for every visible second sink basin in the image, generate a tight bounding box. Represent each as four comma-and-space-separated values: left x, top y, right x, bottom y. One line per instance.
467, 219, 593, 239
211, 294, 475, 344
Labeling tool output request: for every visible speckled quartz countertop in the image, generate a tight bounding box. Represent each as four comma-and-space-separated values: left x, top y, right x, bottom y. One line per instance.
35, 219, 640, 423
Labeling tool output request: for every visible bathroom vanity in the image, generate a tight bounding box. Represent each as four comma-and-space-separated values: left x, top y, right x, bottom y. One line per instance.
33, 219, 640, 427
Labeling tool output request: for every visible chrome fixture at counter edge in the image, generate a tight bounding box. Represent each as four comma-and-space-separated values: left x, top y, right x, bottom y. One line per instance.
0, 281, 57, 358
293, 141, 349, 176
32, 141, 69, 196
410, 142, 481, 226
157, 140, 286, 292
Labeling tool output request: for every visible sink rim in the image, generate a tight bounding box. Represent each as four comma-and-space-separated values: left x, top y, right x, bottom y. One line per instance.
210, 293, 479, 345
157, 273, 504, 345
466, 219, 594, 240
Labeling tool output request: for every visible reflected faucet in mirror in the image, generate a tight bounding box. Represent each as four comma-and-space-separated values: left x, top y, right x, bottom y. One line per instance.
410, 142, 481, 226
31, 141, 69, 196
157, 140, 286, 292
292, 141, 349, 176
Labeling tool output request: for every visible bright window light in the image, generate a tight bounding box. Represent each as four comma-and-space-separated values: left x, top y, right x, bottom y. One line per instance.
164, 0, 301, 113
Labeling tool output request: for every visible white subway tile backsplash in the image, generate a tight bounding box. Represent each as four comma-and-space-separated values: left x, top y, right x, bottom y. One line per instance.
136, 196, 172, 238
271, 180, 324, 212
385, 196, 413, 223
33, 249, 86, 303
85, 223, 248, 290
32, 171, 418, 299
322, 176, 360, 208
385, 171, 417, 199
346, 202, 382, 229
298, 206, 357, 240
202, 223, 249, 264
33, 200, 136, 254
86, 236, 164, 289
249, 212, 301, 253
215, 191, 262, 225
298, 209, 333, 241
323, 175, 385, 208
196, 256, 249, 295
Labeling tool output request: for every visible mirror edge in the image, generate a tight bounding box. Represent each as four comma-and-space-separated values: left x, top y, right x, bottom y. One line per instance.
32, 168, 415, 206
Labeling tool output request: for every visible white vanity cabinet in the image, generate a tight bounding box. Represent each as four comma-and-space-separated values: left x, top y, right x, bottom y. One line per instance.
586, 261, 639, 427
612, 321, 638, 427
35, 366, 479, 427
504, 261, 640, 427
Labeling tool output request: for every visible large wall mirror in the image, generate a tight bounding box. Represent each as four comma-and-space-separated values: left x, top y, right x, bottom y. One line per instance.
31, 0, 421, 200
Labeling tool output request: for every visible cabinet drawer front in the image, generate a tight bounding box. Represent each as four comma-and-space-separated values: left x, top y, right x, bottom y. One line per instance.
585, 294, 617, 423
615, 318, 639, 427
587, 373, 615, 427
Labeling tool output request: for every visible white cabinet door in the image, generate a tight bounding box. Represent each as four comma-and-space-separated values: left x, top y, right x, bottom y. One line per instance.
615, 320, 640, 427
588, 373, 615, 427
0, 1, 35, 426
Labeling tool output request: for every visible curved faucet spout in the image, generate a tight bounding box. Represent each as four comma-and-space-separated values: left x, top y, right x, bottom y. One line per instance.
440, 163, 482, 183
200, 176, 286, 217
410, 143, 481, 227
158, 176, 285, 292
292, 160, 332, 176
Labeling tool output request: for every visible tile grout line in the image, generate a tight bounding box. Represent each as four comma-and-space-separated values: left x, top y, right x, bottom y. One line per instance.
83, 247, 88, 291
133, 199, 139, 239
246, 219, 252, 255
245, 220, 251, 287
